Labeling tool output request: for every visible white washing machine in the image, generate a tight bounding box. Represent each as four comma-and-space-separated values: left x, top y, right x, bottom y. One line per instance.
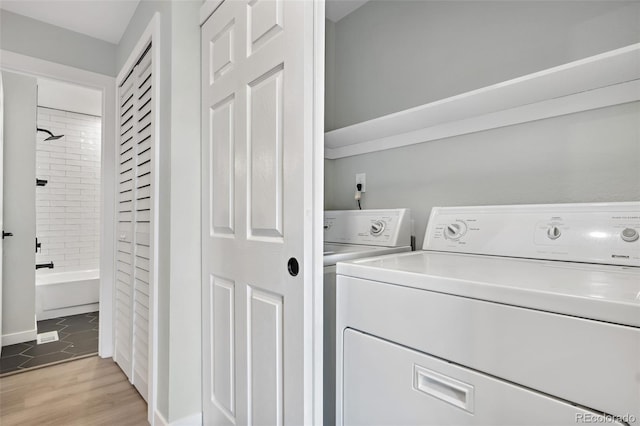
336, 202, 640, 425
324, 209, 411, 426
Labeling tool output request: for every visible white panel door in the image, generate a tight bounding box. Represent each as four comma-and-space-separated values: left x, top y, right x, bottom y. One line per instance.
202, 0, 323, 424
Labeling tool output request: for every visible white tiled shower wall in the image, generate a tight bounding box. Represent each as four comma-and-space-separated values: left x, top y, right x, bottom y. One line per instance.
36, 107, 101, 273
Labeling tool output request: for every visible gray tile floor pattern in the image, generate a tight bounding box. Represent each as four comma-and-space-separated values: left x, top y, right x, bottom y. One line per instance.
0, 312, 98, 375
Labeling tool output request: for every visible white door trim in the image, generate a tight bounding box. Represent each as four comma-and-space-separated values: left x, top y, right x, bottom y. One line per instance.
0, 49, 116, 358
310, 1, 326, 424
199, 0, 224, 26
116, 12, 161, 425
0, 67, 4, 352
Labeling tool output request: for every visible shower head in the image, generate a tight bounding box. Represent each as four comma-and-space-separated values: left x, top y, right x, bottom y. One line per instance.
37, 128, 64, 141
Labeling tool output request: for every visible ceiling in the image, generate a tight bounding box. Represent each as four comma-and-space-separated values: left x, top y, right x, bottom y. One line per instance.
326, 0, 369, 22
0, 0, 365, 44
0, 0, 140, 44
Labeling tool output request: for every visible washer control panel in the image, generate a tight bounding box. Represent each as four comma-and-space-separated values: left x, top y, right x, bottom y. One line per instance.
423, 203, 640, 266
324, 209, 411, 247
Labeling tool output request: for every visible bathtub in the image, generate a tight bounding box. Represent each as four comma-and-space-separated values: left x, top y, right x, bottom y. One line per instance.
36, 269, 100, 320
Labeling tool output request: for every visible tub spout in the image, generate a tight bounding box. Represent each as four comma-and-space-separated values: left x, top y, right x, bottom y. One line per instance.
36, 262, 54, 270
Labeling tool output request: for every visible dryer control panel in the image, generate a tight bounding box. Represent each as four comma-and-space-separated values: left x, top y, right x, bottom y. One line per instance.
423, 202, 640, 266
324, 209, 411, 247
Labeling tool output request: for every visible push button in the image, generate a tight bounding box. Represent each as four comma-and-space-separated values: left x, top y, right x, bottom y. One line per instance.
621, 228, 639, 242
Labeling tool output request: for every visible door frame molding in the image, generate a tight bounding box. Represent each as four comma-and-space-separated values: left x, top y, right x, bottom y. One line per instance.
310, 1, 326, 424
0, 72, 3, 351
115, 12, 161, 425
0, 49, 116, 357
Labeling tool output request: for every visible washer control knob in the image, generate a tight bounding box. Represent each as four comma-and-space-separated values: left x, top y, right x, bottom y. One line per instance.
370, 220, 386, 236
621, 228, 639, 242
547, 226, 561, 240
444, 222, 466, 240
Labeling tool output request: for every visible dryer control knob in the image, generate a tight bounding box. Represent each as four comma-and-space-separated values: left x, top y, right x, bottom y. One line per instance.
370, 220, 386, 236
621, 228, 639, 242
547, 226, 561, 240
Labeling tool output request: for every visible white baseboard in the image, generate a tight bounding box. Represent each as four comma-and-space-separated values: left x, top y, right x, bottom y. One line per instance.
154, 410, 202, 426
2, 327, 38, 346
154, 410, 169, 426
171, 412, 202, 426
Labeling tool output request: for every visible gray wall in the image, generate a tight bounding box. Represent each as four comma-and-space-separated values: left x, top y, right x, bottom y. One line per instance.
325, 1, 640, 244
116, 1, 172, 72
1, 71, 36, 340
117, 0, 201, 421
0, 10, 117, 77
325, 1, 640, 130
167, 1, 202, 421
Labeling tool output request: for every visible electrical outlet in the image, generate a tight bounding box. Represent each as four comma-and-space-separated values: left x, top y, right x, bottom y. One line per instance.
356, 173, 366, 192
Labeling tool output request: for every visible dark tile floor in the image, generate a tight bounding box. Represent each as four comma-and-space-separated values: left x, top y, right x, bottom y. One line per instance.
0, 311, 98, 376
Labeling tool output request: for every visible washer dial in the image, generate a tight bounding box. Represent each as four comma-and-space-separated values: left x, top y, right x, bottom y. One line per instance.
547, 226, 561, 240
370, 220, 386, 236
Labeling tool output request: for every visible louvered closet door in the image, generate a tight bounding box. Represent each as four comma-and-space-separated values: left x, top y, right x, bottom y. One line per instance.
132, 50, 152, 401
115, 76, 136, 380
115, 46, 153, 403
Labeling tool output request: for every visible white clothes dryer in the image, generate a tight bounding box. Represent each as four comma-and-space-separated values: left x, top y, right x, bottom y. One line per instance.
336, 202, 640, 426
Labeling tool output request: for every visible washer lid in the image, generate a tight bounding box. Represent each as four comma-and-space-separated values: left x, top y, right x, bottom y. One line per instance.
323, 243, 410, 266
337, 251, 640, 327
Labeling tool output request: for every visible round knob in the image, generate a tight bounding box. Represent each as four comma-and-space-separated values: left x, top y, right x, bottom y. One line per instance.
370, 220, 386, 236
444, 221, 466, 240
547, 226, 561, 240
621, 228, 639, 242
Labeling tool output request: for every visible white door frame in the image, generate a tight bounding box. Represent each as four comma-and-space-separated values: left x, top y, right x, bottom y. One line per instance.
0, 49, 116, 358
0, 71, 4, 352
310, 1, 326, 423
115, 12, 160, 424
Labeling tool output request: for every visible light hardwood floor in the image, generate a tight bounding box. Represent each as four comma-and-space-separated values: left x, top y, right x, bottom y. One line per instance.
0, 356, 148, 426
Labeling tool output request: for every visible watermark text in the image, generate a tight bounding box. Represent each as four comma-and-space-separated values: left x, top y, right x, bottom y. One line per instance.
576, 413, 636, 424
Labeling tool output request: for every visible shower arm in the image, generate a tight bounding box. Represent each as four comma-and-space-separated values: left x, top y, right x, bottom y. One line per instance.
37, 128, 55, 138
36, 128, 64, 141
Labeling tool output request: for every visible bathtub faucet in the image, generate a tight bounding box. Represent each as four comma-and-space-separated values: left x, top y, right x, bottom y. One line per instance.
36, 262, 54, 270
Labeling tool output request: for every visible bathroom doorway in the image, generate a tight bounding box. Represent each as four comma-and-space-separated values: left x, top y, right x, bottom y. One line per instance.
0, 53, 116, 375
1, 76, 103, 375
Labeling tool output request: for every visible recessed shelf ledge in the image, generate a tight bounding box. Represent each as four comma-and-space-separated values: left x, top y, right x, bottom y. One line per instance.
325, 43, 640, 159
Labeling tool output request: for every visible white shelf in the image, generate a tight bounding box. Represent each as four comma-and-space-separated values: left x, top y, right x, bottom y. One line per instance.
325, 43, 640, 159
